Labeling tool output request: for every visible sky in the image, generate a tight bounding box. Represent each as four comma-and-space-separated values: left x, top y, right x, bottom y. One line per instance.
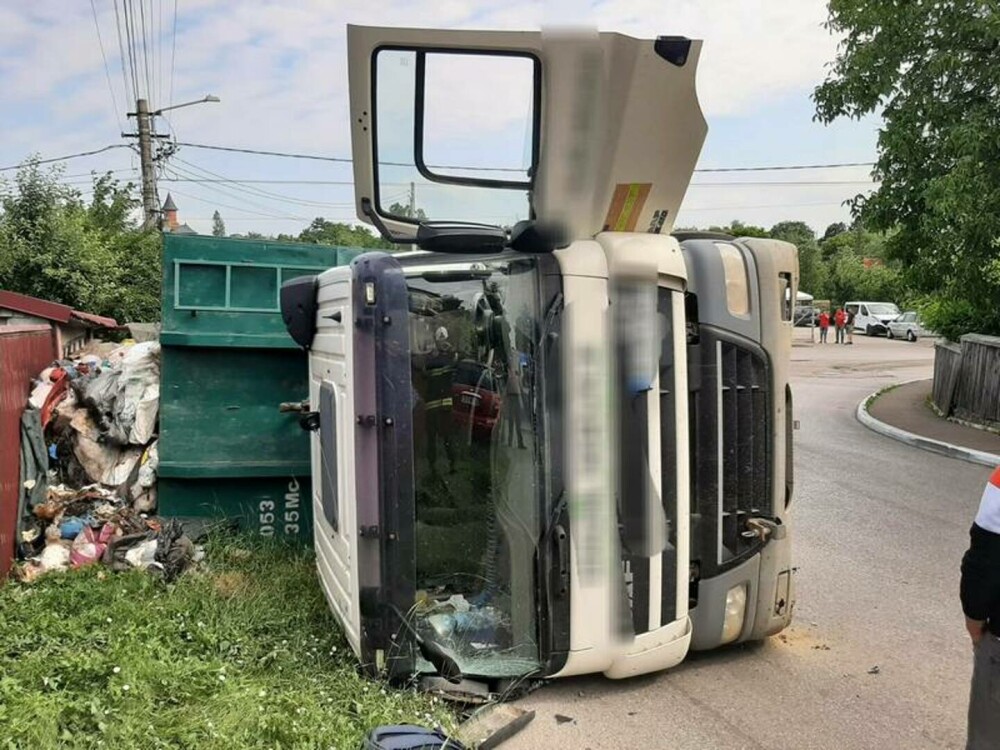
0, 0, 881, 238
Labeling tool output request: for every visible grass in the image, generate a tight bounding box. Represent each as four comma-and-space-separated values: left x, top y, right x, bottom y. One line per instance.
0, 539, 454, 749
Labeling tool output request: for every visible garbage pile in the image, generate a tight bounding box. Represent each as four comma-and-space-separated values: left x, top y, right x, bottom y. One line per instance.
16, 342, 199, 583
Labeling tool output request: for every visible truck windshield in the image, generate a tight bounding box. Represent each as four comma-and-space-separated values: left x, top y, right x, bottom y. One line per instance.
404, 257, 544, 678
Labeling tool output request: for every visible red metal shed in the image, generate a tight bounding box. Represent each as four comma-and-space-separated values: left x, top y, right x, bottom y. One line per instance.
0, 325, 57, 579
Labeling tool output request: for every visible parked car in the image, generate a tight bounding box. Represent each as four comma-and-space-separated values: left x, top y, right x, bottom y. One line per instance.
886, 311, 930, 342
793, 305, 819, 327
451, 360, 501, 442
844, 300, 901, 336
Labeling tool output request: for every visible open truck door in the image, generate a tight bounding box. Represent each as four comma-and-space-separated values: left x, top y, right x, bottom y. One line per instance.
346, 24, 706, 247
281, 25, 800, 695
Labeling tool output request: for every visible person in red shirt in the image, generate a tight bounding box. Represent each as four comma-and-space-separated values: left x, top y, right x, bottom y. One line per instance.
818, 310, 831, 343
834, 308, 847, 344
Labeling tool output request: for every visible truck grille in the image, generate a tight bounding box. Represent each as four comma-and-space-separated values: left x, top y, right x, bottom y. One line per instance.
690, 332, 772, 576
718, 340, 770, 562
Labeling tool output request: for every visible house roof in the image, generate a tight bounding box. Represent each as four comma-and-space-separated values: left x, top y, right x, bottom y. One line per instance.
0, 290, 118, 329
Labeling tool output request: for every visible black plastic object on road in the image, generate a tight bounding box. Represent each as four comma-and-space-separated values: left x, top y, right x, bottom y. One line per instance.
360, 725, 466, 750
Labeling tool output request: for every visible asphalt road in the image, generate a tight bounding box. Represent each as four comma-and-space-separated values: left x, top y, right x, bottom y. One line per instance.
509, 330, 993, 750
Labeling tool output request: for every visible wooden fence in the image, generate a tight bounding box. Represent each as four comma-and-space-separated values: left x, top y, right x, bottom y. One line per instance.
933, 334, 1000, 429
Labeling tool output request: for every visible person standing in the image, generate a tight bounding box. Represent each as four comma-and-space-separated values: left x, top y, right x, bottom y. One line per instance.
423, 327, 457, 477
961, 466, 1000, 749
834, 307, 846, 344
845, 308, 856, 345
503, 354, 527, 449
818, 310, 831, 343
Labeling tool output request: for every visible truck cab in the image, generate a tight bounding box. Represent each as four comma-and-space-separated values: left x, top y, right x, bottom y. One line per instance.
281, 25, 797, 693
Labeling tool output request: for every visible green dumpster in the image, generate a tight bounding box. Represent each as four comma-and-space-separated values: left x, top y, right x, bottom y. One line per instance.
158, 234, 359, 541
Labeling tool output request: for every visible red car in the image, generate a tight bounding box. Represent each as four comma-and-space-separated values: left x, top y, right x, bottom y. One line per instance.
451, 360, 501, 443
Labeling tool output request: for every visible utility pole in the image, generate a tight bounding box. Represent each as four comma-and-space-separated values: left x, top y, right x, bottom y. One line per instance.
135, 99, 158, 229
408, 181, 416, 218
126, 95, 220, 231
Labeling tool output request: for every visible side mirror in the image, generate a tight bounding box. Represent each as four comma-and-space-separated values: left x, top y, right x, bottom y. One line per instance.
280, 275, 319, 349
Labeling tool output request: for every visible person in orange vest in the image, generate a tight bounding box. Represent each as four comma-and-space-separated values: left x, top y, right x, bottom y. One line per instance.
834, 307, 847, 344
818, 310, 831, 343
961, 465, 1000, 748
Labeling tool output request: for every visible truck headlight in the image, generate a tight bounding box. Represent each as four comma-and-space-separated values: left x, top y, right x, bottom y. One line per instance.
721, 584, 747, 644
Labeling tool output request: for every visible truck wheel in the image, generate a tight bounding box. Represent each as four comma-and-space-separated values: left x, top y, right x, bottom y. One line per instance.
907, 330, 917, 342
866, 324, 875, 336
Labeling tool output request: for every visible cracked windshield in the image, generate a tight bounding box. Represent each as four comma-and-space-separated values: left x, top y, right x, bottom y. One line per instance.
405, 258, 544, 677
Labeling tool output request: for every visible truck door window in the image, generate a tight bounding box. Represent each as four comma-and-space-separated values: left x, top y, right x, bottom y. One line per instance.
778, 273, 793, 321
404, 258, 544, 676
373, 48, 537, 226
419, 52, 536, 186
714, 242, 750, 317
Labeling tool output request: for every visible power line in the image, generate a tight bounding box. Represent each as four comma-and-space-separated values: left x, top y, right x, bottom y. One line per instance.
137, 0, 153, 100
112, 0, 133, 104
168, 0, 178, 108
165, 185, 309, 221
680, 200, 852, 212
694, 161, 874, 173
176, 141, 353, 164
89, 0, 123, 129
122, 0, 141, 100
173, 141, 875, 174
688, 180, 878, 187
164, 164, 316, 219
170, 156, 359, 208
0, 145, 133, 173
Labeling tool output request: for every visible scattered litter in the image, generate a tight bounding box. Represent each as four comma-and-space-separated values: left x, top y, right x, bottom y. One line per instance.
125, 539, 158, 569
454, 704, 534, 749
554, 714, 575, 725
70, 524, 116, 567
867, 665, 880, 675
11, 343, 192, 585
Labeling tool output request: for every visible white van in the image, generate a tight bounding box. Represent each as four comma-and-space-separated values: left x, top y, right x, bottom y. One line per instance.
844, 301, 901, 336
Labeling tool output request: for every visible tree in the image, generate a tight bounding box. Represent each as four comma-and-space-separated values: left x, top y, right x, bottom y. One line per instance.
769, 221, 828, 297
295, 218, 392, 249
212, 210, 226, 237
822, 222, 847, 241
814, 0, 1000, 339
0, 160, 161, 323
389, 202, 428, 221
707, 220, 770, 238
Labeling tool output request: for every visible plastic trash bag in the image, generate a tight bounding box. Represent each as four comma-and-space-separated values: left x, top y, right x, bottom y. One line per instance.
70, 524, 116, 567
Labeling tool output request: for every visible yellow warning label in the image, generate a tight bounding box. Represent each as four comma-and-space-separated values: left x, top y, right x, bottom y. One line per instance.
603, 183, 652, 232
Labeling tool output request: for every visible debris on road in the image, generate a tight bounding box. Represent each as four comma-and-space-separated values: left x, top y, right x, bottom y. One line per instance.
554, 714, 575, 725
868, 665, 881, 675
453, 704, 535, 749
13, 342, 198, 584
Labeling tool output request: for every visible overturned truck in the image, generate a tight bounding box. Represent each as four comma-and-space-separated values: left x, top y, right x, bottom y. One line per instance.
281, 25, 797, 694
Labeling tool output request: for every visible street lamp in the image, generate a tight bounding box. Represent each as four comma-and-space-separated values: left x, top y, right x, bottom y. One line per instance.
153, 95, 221, 116
124, 94, 221, 228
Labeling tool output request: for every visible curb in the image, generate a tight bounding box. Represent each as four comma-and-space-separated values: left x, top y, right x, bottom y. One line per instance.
857, 380, 1000, 467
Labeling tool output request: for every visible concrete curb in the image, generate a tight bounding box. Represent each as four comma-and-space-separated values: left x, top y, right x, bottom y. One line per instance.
857, 380, 1000, 467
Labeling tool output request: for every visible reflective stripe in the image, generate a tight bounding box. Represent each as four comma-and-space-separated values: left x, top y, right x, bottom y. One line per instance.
428, 366, 456, 377
974, 467, 1000, 534
425, 398, 453, 410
